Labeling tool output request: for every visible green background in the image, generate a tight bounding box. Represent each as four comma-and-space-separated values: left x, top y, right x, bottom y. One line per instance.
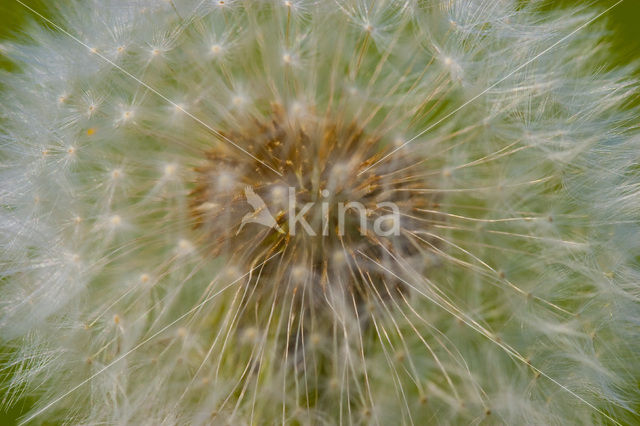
0, 0, 638, 424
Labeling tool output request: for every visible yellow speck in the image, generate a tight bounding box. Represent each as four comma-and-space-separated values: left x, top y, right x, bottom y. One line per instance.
164, 164, 177, 176
178, 239, 193, 254
87, 128, 96, 136
310, 334, 321, 346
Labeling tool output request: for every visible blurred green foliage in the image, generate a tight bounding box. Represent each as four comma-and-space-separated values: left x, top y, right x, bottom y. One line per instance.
0, 0, 638, 424
0, 0, 48, 72
553, 0, 640, 69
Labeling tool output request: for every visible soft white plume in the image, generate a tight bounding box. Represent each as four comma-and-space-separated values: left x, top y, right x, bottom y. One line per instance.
1, 0, 639, 424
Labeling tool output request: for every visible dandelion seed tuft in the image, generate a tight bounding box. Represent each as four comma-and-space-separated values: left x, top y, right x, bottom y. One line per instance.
1, 1, 639, 425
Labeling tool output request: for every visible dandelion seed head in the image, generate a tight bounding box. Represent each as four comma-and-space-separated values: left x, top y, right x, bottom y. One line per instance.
1, 0, 639, 424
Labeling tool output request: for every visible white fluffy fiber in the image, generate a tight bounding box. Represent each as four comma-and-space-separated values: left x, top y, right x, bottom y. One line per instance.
1, 0, 639, 424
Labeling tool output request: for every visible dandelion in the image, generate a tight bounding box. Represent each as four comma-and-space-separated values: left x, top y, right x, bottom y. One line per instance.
1, 0, 639, 424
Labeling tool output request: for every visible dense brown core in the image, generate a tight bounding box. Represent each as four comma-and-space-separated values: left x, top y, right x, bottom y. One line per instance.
189, 106, 439, 314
